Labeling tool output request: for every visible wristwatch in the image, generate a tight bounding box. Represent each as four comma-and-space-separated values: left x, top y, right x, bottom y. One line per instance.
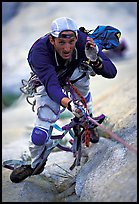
90, 56, 103, 69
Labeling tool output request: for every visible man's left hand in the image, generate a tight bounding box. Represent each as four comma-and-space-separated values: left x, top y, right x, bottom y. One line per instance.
85, 37, 98, 62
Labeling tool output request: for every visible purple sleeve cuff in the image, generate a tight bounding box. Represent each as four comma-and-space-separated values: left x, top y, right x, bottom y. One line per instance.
94, 49, 117, 78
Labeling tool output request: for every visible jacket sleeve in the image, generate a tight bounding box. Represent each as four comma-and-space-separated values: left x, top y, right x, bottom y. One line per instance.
28, 47, 67, 105
93, 48, 117, 78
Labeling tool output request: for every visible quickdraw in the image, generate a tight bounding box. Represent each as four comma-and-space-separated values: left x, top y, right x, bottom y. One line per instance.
20, 72, 42, 112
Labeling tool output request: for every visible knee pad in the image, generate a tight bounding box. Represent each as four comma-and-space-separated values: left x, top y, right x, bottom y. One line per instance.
31, 127, 49, 146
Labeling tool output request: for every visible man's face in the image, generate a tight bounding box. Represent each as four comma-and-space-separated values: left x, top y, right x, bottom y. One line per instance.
50, 31, 78, 59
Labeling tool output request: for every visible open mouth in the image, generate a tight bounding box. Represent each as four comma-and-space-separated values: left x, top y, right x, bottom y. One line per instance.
63, 52, 71, 58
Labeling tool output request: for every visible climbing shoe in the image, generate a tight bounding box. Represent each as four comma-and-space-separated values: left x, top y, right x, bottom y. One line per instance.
89, 127, 99, 143
10, 163, 45, 183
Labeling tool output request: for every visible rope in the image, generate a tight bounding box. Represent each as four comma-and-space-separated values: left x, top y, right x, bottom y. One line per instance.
68, 81, 88, 110
88, 116, 137, 155
68, 81, 137, 155
84, 123, 91, 147
68, 81, 90, 147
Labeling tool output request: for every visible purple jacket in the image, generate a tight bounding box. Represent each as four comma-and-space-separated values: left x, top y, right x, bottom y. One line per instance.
27, 30, 117, 105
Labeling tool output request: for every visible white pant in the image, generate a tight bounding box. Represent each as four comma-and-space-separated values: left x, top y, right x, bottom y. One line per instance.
29, 68, 93, 168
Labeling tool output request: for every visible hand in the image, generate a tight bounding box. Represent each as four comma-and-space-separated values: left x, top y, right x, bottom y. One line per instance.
85, 37, 98, 62
67, 100, 84, 118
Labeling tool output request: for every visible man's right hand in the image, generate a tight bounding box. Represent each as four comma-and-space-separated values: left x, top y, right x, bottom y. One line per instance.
67, 100, 84, 118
